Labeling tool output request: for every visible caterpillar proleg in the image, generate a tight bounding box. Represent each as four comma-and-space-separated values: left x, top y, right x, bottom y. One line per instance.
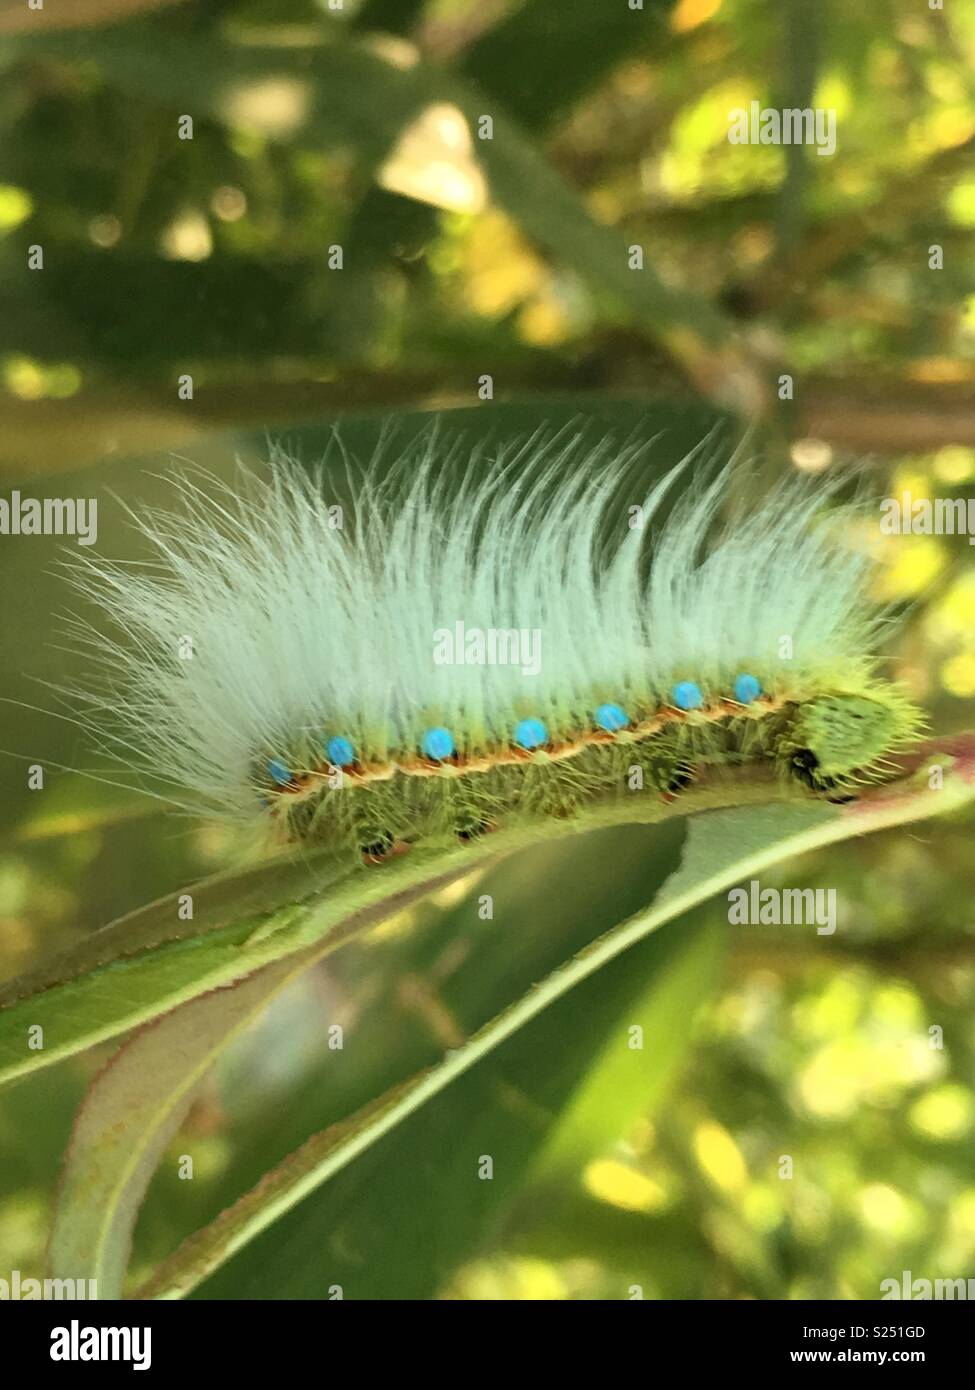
65, 429, 924, 861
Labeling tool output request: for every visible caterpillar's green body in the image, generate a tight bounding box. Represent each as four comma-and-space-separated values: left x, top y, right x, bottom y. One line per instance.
64, 430, 924, 860
272, 684, 920, 858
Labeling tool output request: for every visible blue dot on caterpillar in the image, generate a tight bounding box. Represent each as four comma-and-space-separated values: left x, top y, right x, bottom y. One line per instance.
422, 726, 455, 760
671, 680, 703, 711
326, 734, 356, 768
734, 673, 762, 704
514, 716, 548, 750
267, 756, 293, 786
595, 702, 629, 732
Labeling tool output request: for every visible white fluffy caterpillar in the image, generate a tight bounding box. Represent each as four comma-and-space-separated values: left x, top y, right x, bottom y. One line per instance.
64, 427, 923, 861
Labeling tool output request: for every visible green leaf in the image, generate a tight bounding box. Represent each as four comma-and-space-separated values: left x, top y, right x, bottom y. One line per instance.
223, 896, 726, 1301
526, 907, 723, 1180
47, 810, 689, 1297
0, 840, 493, 1088
0, 753, 864, 1092
132, 736, 975, 1299
48, 953, 318, 1300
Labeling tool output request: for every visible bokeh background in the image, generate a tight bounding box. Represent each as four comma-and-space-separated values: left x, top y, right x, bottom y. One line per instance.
0, 0, 974, 1299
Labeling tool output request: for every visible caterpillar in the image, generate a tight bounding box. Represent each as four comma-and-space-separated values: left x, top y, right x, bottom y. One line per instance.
64, 427, 924, 863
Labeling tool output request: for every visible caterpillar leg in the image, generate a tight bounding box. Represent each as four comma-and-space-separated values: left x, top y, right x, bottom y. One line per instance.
786, 749, 857, 802
343, 781, 418, 860
360, 831, 397, 863
455, 819, 495, 842
620, 728, 699, 797
663, 763, 697, 796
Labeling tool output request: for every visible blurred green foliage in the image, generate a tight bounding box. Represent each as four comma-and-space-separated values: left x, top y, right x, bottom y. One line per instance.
0, 0, 973, 1300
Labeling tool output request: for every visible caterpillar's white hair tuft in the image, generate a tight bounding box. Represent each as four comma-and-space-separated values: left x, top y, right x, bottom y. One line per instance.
62, 428, 887, 820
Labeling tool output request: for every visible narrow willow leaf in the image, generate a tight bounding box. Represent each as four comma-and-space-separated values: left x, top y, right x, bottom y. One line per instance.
0, 839, 493, 1088
200, 907, 728, 1299
0, 772, 837, 1091
48, 816, 687, 1301
526, 912, 725, 1180
135, 737, 975, 1299
48, 953, 322, 1300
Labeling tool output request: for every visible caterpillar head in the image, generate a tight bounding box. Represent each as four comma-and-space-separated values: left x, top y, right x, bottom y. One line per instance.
785, 690, 919, 792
